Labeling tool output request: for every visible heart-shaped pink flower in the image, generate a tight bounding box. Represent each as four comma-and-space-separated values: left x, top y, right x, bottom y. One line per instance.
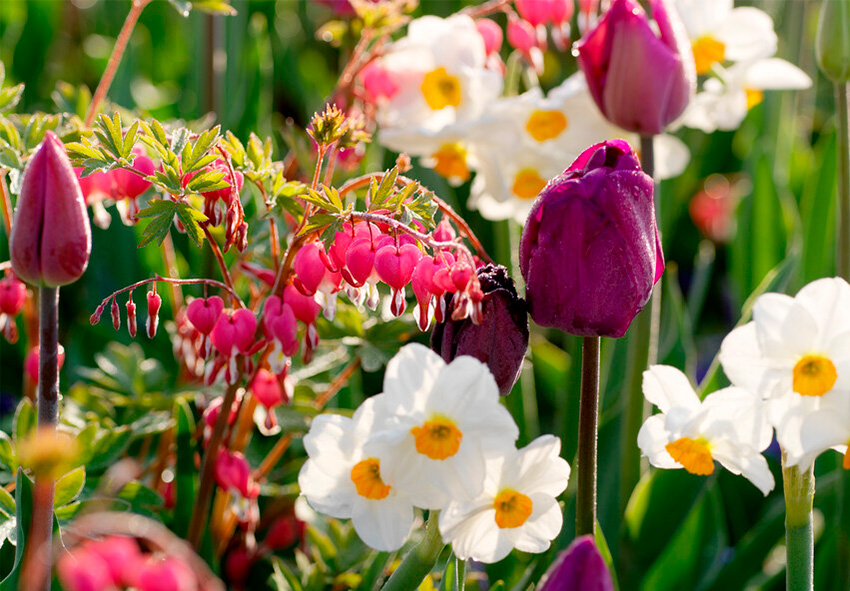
187, 296, 225, 335
251, 368, 285, 409
211, 309, 256, 356
374, 243, 422, 290
284, 285, 321, 326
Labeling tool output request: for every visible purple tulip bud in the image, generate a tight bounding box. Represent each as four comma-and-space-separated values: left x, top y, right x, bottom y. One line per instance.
538, 535, 614, 591
431, 264, 529, 396
10, 131, 92, 287
575, 0, 695, 135
519, 140, 663, 338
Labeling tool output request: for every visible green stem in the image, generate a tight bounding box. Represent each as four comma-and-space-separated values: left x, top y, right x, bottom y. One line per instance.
836, 82, 850, 281
576, 336, 600, 536
381, 513, 445, 591
782, 455, 814, 591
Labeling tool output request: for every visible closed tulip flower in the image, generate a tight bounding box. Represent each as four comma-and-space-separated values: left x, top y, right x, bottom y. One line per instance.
519, 139, 663, 338
431, 264, 529, 396
537, 535, 614, 591
575, 0, 695, 135
10, 131, 91, 286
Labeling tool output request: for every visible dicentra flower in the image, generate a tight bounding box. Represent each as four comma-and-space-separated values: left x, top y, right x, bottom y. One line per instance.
719, 277, 850, 469
439, 435, 570, 563
298, 397, 415, 551
371, 344, 519, 509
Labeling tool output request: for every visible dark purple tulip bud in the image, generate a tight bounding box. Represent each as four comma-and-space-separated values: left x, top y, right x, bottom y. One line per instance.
519, 140, 663, 338
538, 535, 614, 591
431, 264, 529, 396
575, 0, 695, 135
10, 131, 92, 286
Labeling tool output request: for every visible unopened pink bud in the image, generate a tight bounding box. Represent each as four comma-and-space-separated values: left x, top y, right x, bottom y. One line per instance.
90, 304, 105, 326
111, 298, 121, 331
147, 290, 162, 338
476, 19, 504, 55
10, 131, 91, 286
0, 272, 26, 316
433, 219, 456, 243
127, 295, 137, 338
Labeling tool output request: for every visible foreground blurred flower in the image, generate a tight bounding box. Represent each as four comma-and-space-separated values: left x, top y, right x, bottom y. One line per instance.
298, 397, 415, 551
575, 0, 695, 135
719, 277, 850, 469
519, 140, 663, 338
439, 435, 570, 563
372, 344, 519, 509
816, 0, 850, 83
537, 535, 614, 591
431, 264, 529, 396
10, 131, 92, 286
638, 365, 774, 494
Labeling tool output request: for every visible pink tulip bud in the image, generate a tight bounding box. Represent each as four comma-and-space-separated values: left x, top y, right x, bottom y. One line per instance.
10, 131, 91, 286
476, 18, 504, 55
186, 296, 225, 335
146, 290, 162, 338
111, 298, 121, 331
0, 272, 26, 316
127, 295, 137, 337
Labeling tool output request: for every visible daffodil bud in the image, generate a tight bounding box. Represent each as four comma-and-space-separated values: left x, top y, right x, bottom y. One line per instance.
10, 131, 91, 286
519, 140, 663, 338
575, 0, 695, 135
431, 264, 529, 396
816, 0, 850, 83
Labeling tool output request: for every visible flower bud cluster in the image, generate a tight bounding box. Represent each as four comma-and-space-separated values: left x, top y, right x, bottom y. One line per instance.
57, 535, 198, 591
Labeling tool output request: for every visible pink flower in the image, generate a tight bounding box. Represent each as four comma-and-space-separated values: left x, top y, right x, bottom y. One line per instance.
57, 545, 116, 591
0, 272, 26, 317
24, 345, 65, 382
186, 296, 225, 335
215, 450, 260, 498
131, 555, 198, 591
476, 19, 504, 55
359, 60, 399, 102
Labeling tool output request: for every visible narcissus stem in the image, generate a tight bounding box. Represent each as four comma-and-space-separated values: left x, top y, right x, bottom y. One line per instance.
782, 455, 814, 591
381, 512, 445, 591
576, 336, 600, 536
836, 82, 850, 281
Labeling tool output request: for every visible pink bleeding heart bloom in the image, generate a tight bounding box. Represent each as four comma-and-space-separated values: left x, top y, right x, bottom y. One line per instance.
575, 0, 695, 135
294, 242, 341, 296
283, 284, 322, 359
211, 310, 257, 383
516, 0, 552, 27
10, 131, 91, 287
130, 555, 198, 591
215, 450, 260, 498
224, 546, 255, 587
111, 147, 155, 200
203, 395, 240, 430
0, 272, 26, 317
411, 254, 454, 331
25, 345, 65, 382
433, 218, 457, 243
186, 296, 225, 335
374, 242, 422, 317
549, 0, 574, 24
264, 511, 304, 551
84, 536, 142, 588
251, 368, 286, 410
359, 60, 399, 102
146, 290, 162, 338
476, 18, 504, 56
57, 545, 116, 591
263, 295, 300, 372
75, 168, 112, 204
507, 15, 544, 72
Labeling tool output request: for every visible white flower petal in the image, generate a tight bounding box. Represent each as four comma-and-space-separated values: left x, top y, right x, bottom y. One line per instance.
350, 496, 415, 551
502, 435, 570, 496
710, 440, 775, 495
638, 414, 680, 469
719, 322, 777, 395
742, 58, 812, 91
382, 343, 445, 414
717, 7, 777, 62
503, 493, 562, 554
642, 365, 701, 414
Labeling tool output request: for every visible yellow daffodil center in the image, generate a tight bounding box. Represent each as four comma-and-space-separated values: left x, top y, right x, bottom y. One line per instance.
493, 489, 533, 529
665, 437, 714, 476
745, 88, 764, 109
692, 35, 726, 75
410, 415, 463, 460
421, 67, 462, 110
512, 168, 547, 200
525, 110, 568, 142
350, 458, 391, 500
792, 354, 837, 397
431, 143, 470, 182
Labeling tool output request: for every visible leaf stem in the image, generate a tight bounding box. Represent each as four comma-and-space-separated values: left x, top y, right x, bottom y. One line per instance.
202, 225, 236, 294
836, 82, 850, 281
576, 335, 600, 536
84, 0, 151, 127
381, 512, 445, 591
782, 455, 814, 591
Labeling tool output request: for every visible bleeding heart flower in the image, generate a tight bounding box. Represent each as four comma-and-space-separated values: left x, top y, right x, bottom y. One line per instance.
263, 295, 300, 373
515, 0, 552, 27
24, 345, 65, 382
130, 555, 198, 591
476, 19, 504, 56
251, 368, 285, 409
146, 290, 162, 339
215, 449, 260, 498
359, 60, 400, 102
186, 296, 225, 335
126, 295, 137, 338
0, 272, 26, 317
374, 243, 422, 291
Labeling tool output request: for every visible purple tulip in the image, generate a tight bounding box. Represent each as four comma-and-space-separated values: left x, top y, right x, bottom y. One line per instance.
538, 535, 614, 591
10, 131, 92, 287
575, 0, 695, 136
431, 264, 529, 396
519, 139, 663, 338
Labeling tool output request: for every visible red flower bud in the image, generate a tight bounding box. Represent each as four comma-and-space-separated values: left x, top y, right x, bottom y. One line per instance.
126, 294, 137, 338
476, 18, 503, 56
111, 298, 121, 331
146, 290, 162, 338
10, 131, 91, 286
0, 272, 26, 316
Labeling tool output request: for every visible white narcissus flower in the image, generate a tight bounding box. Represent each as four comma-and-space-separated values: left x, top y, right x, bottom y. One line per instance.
297, 397, 415, 551
637, 365, 775, 495
719, 277, 850, 469
375, 15, 502, 132
371, 343, 519, 510
439, 435, 570, 563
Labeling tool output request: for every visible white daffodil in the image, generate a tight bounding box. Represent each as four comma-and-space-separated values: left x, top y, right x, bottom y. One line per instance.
439, 435, 570, 564
680, 58, 811, 133
675, 0, 778, 76
298, 397, 415, 551
375, 15, 502, 132
370, 343, 519, 510
719, 277, 850, 469
637, 365, 775, 495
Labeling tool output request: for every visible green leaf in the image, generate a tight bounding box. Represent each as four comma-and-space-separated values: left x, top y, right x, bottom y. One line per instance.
372, 167, 398, 207
13, 399, 35, 445
298, 213, 339, 236
185, 168, 228, 192
182, 125, 221, 173
0, 84, 24, 113
136, 199, 177, 218
0, 488, 14, 516
173, 398, 196, 538
0, 432, 15, 472
138, 208, 176, 248
192, 0, 237, 15
174, 202, 207, 247
53, 467, 85, 508
0, 469, 33, 590
270, 557, 303, 591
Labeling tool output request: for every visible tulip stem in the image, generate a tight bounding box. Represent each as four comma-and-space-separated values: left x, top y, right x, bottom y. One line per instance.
84, 0, 150, 127
22, 286, 60, 591
576, 336, 600, 537
782, 455, 814, 591
381, 512, 445, 591
836, 82, 850, 282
